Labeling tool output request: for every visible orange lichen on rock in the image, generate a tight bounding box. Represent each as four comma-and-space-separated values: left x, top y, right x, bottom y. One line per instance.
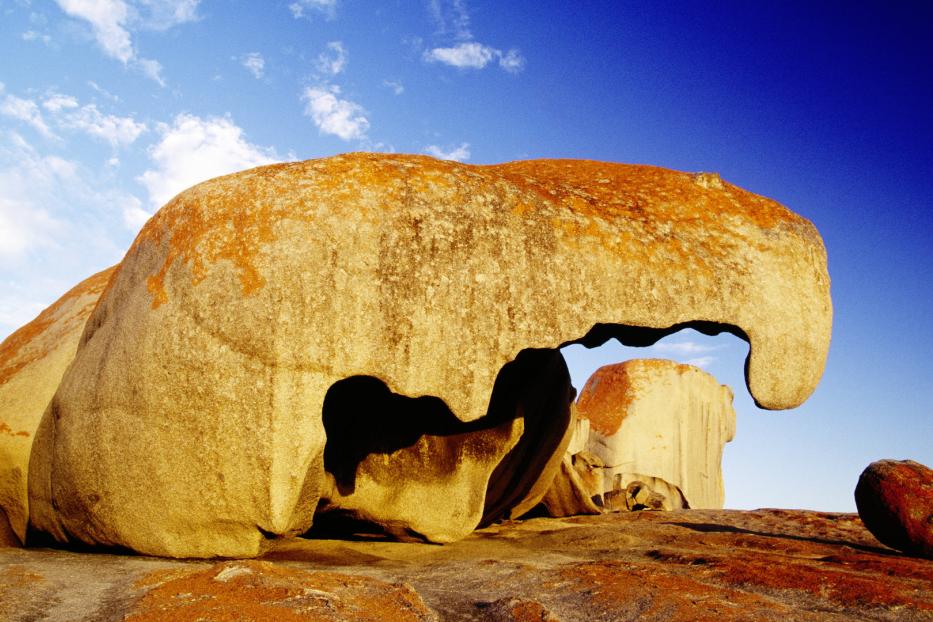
129, 153, 819, 310
556, 560, 817, 622
0, 267, 114, 387
126, 560, 436, 622
28, 153, 831, 557
575, 358, 725, 437
575, 362, 640, 436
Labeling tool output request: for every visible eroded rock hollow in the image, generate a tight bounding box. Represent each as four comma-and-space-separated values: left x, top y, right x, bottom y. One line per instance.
0, 154, 831, 557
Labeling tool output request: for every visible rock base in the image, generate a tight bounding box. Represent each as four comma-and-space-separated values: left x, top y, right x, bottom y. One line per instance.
1, 509, 931, 621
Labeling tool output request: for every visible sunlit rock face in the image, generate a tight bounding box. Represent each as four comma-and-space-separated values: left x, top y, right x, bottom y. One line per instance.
855, 459, 933, 559
0, 268, 115, 546
22, 153, 830, 557
316, 349, 575, 542
571, 359, 737, 510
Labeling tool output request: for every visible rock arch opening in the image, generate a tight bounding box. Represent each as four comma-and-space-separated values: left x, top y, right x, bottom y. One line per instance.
311, 322, 750, 542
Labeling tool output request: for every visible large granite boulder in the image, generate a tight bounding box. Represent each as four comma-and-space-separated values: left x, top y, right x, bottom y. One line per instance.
855, 459, 933, 558
27, 154, 831, 557
571, 359, 737, 510
0, 268, 114, 546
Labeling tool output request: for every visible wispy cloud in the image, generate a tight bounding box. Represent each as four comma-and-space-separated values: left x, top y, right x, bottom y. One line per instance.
136, 58, 165, 86
382, 79, 404, 95
0, 134, 65, 260
42, 93, 79, 113
87, 81, 120, 102
136, 0, 201, 30
423, 0, 525, 73
498, 48, 526, 74
56, 0, 134, 63
61, 103, 147, 148
138, 113, 280, 209
301, 85, 369, 141
685, 356, 716, 369
0, 130, 144, 338
425, 142, 470, 162
53, 0, 199, 84
315, 41, 347, 76
424, 42, 493, 69
646, 339, 729, 369
289, 0, 337, 20
22, 30, 52, 44
240, 52, 265, 79
424, 42, 525, 72
427, 0, 472, 40
0, 93, 57, 139
651, 341, 723, 356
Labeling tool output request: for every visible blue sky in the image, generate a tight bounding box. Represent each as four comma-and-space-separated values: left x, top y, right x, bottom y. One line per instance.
1, 1, 931, 512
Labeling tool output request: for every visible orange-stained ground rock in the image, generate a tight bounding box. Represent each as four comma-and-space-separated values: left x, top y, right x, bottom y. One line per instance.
0, 509, 929, 620
855, 459, 933, 558
125, 560, 437, 622
567, 359, 735, 510
0, 268, 114, 545
28, 154, 831, 557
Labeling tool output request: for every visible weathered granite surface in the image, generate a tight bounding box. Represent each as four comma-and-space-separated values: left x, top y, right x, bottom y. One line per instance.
1, 509, 929, 621
15, 154, 831, 557
0, 268, 115, 546
856, 459, 933, 559
571, 359, 736, 510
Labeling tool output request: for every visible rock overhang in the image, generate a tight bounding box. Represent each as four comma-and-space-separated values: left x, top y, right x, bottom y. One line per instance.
10, 153, 832, 556
130, 153, 831, 412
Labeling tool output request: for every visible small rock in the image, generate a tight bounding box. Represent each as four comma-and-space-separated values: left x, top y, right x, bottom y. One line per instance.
855, 459, 933, 558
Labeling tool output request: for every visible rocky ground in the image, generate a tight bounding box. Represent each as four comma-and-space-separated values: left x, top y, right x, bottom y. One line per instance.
0, 508, 930, 621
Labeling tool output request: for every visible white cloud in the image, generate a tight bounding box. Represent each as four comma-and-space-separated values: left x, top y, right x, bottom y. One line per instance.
423, 1, 525, 73
424, 41, 494, 69
0, 133, 70, 260
138, 113, 280, 208
425, 142, 470, 162
382, 79, 404, 95
56, 0, 135, 63
0, 131, 142, 340
88, 80, 120, 102
135, 57, 165, 86
43, 94, 79, 113
32, 91, 146, 147
498, 48, 525, 73
0, 94, 57, 139
121, 195, 152, 230
315, 41, 347, 76
240, 52, 265, 79
0, 194, 60, 260
289, 0, 337, 20
646, 339, 731, 369
651, 341, 722, 356
428, 0, 472, 40
54, 0, 198, 84
135, 0, 200, 30
424, 42, 525, 73
301, 85, 369, 141
63, 103, 147, 147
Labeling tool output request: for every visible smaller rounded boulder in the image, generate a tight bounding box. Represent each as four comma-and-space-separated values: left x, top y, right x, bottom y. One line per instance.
854, 459, 933, 558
